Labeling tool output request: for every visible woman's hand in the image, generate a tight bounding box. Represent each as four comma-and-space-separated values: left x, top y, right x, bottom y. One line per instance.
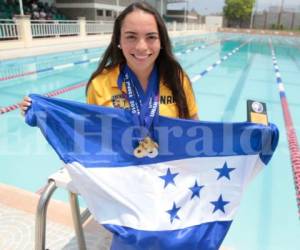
20, 96, 32, 116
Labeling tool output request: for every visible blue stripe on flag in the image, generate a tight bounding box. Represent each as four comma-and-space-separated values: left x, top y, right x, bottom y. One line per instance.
107, 221, 232, 250
25, 94, 279, 167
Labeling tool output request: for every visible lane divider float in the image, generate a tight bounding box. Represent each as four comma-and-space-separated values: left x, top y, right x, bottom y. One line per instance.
191, 40, 251, 83
1, 37, 234, 82
0, 38, 249, 115
0, 57, 99, 82
175, 38, 231, 57
269, 38, 300, 218
0, 82, 87, 115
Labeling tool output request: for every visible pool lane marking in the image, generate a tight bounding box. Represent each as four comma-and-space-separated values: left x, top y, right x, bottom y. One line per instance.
175, 38, 231, 56
0, 38, 228, 114
2, 38, 217, 82
0, 57, 100, 82
0, 38, 218, 82
0, 81, 86, 115
269, 38, 300, 218
221, 54, 255, 121
191, 39, 252, 83
0, 38, 249, 115
173, 37, 209, 47
0, 36, 233, 82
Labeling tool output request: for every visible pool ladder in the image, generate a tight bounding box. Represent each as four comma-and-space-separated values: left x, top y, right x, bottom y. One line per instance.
35, 168, 89, 250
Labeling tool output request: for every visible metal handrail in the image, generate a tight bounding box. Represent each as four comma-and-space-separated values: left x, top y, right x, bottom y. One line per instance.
69, 192, 88, 250
35, 178, 90, 250
35, 180, 57, 250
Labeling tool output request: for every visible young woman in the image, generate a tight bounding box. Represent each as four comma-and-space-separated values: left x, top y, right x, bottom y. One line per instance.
20, 2, 198, 121
86, 2, 198, 120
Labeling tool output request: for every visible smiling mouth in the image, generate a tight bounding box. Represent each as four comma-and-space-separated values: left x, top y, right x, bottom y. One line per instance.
131, 54, 151, 60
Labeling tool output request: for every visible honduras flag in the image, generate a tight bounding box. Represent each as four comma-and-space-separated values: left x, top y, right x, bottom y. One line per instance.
25, 94, 279, 250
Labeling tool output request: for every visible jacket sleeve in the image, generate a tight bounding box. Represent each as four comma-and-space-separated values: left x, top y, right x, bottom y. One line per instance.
183, 74, 198, 117
86, 77, 104, 105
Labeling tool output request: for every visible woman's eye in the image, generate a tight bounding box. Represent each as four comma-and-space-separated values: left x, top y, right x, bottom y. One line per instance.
148, 36, 158, 41
126, 36, 136, 41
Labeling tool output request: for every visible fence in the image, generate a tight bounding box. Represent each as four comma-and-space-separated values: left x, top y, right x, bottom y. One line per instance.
253, 12, 300, 30
0, 16, 204, 41
31, 20, 80, 38
0, 19, 18, 39
86, 20, 114, 35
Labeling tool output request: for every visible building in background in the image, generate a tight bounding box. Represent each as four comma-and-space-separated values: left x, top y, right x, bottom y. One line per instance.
165, 0, 201, 23
0, 0, 201, 23
55, 0, 167, 21
55, 0, 201, 23
164, 8, 201, 23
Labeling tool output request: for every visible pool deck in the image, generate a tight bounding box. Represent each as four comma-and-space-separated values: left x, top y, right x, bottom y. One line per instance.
0, 183, 112, 250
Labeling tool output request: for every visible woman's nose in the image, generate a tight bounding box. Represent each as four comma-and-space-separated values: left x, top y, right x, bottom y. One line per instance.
136, 38, 148, 51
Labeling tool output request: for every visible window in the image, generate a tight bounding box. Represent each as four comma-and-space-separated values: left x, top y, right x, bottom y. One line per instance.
97, 9, 103, 16
106, 10, 112, 17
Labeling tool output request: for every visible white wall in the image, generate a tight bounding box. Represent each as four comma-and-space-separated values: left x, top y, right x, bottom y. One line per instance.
205, 16, 223, 28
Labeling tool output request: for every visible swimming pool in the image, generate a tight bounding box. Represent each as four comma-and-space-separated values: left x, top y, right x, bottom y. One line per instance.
0, 32, 299, 249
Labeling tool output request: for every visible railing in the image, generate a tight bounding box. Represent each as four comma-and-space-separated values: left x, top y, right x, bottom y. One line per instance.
0, 18, 205, 42
86, 20, 114, 35
0, 19, 18, 39
176, 22, 186, 31
31, 20, 80, 38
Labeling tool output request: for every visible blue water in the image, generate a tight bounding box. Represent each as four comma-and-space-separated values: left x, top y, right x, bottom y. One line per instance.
0, 32, 299, 249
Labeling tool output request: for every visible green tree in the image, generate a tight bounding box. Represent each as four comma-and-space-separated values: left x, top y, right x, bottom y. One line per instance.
223, 0, 255, 27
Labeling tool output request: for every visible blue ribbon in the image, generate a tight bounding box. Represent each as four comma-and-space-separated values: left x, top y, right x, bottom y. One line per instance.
120, 65, 159, 140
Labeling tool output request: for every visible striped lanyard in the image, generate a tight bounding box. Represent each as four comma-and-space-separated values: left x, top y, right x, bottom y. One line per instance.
122, 65, 159, 139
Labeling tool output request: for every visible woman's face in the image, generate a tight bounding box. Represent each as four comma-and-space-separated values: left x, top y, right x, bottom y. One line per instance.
120, 10, 161, 74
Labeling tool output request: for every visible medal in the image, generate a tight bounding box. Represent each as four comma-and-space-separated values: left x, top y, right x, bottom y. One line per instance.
133, 145, 147, 158
122, 65, 160, 158
143, 136, 159, 158
133, 136, 159, 158
147, 146, 158, 158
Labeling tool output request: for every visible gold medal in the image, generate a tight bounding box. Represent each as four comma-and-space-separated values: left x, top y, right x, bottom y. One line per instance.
133, 137, 159, 158
147, 147, 158, 158
133, 144, 147, 158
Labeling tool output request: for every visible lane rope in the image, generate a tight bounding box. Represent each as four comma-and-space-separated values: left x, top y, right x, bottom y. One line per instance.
175, 38, 230, 56
191, 39, 252, 83
0, 82, 86, 115
269, 38, 300, 219
1, 38, 250, 115
0, 57, 99, 82
0, 37, 230, 82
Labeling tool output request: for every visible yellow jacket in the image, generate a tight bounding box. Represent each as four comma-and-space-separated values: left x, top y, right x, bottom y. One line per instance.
87, 65, 198, 118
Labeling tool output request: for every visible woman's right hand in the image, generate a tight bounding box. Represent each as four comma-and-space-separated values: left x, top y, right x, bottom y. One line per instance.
20, 96, 32, 116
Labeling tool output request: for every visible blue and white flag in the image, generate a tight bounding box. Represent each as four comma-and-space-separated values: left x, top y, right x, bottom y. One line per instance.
26, 94, 279, 250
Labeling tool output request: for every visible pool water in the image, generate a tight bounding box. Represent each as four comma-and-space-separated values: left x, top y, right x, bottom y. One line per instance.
0, 32, 299, 249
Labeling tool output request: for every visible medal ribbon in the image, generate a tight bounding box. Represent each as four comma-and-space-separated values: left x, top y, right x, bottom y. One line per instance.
121, 65, 159, 140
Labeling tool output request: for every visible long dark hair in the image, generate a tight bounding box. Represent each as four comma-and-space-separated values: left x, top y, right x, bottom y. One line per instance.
86, 2, 192, 119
